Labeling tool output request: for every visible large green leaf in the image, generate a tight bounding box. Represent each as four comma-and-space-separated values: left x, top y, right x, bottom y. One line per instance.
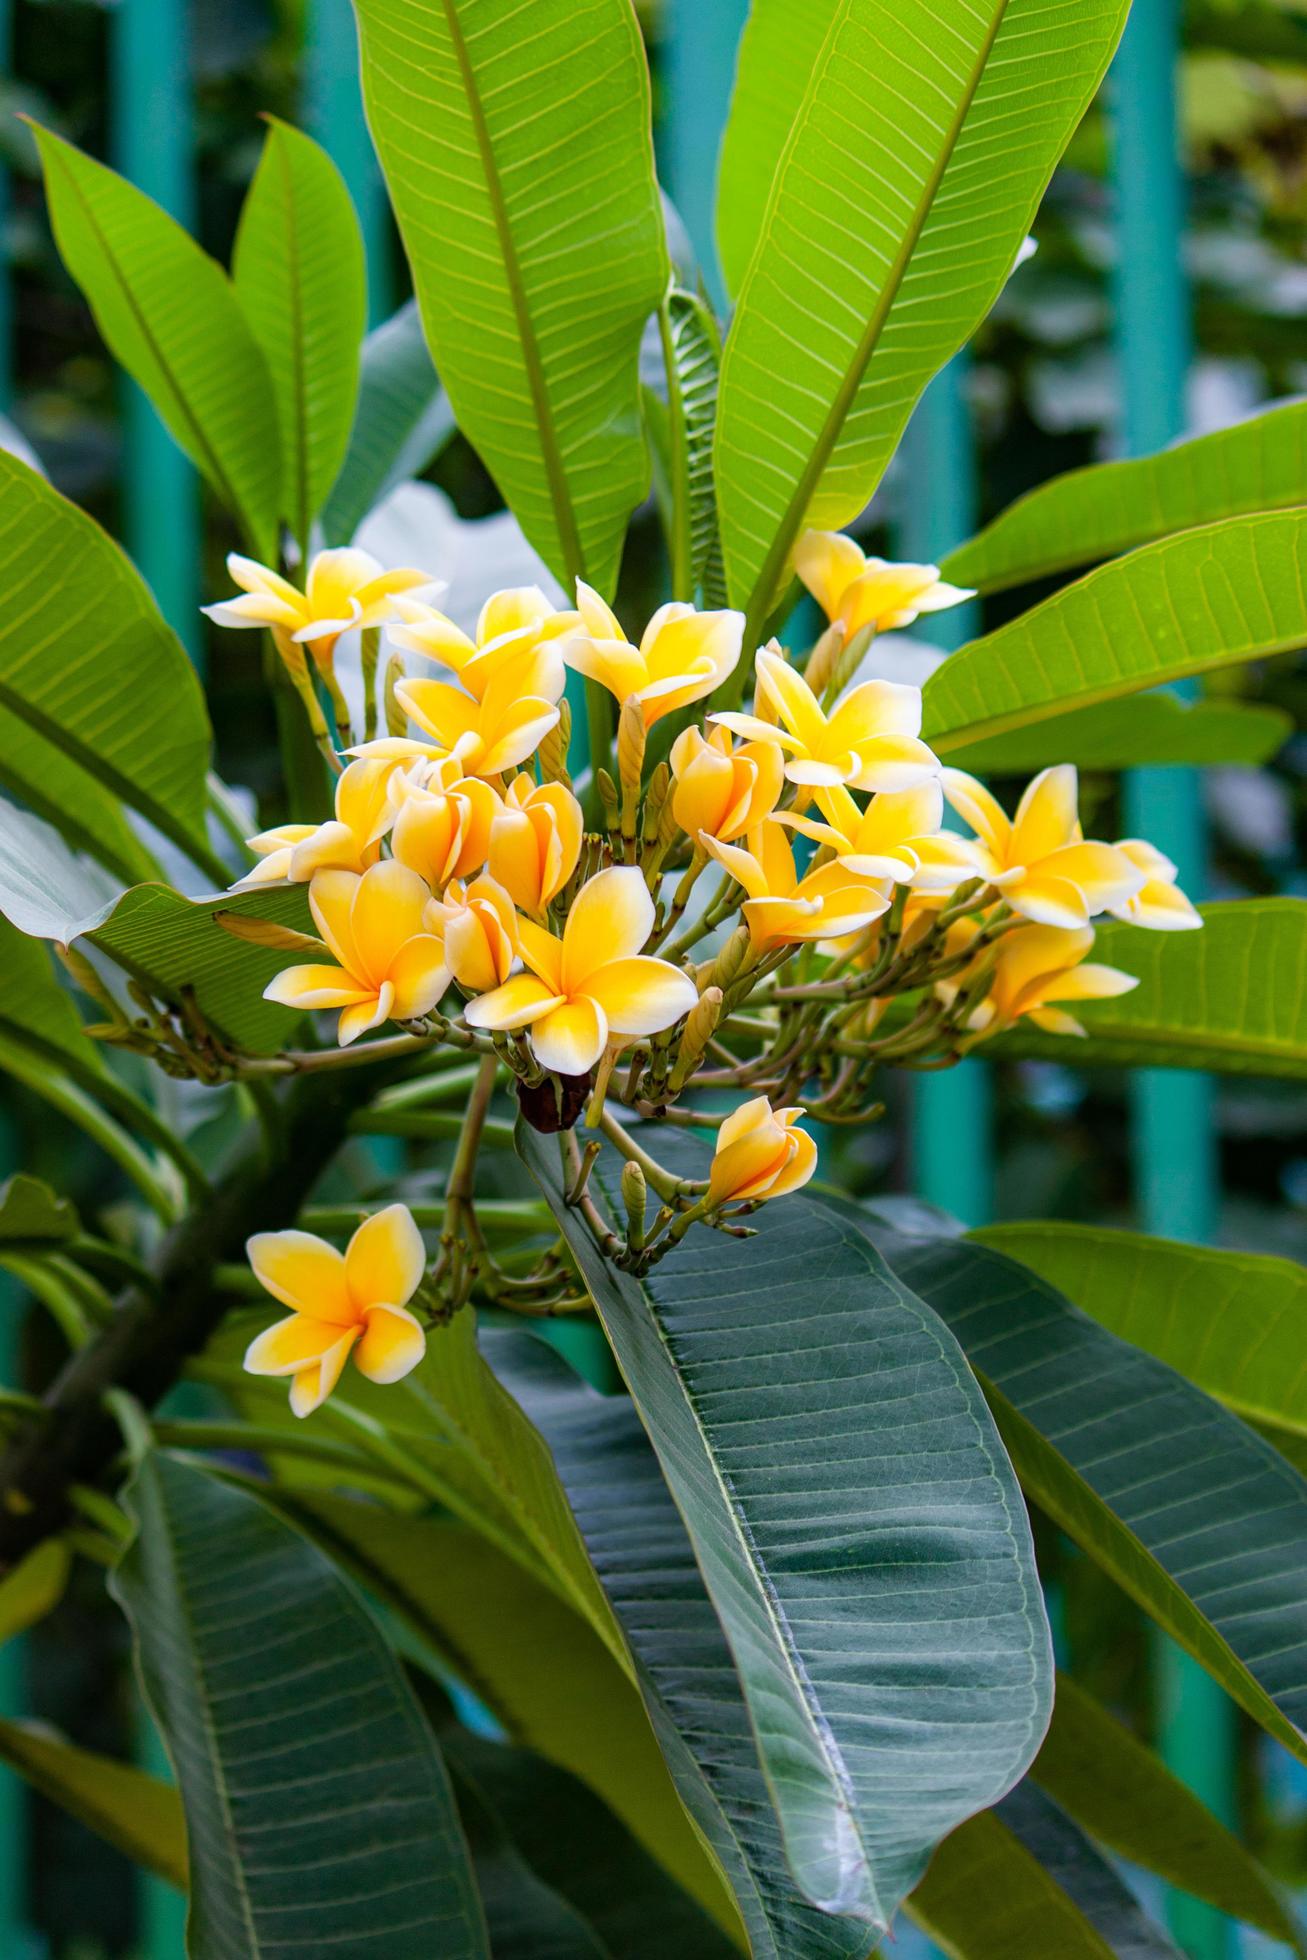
942, 399, 1307, 594
995, 900, 1307, 1079
520, 1131, 1053, 1932
944, 692, 1290, 775
867, 1226, 1307, 1769
353, 0, 668, 596
321, 299, 455, 544
923, 511, 1307, 754
29, 124, 279, 555
977, 1223, 1307, 1445
0, 698, 160, 885
1031, 1670, 1302, 1948
0, 1719, 187, 1887
234, 118, 366, 550
112, 1451, 490, 1959
0, 453, 217, 871
712, 0, 1128, 623
985, 1785, 1178, 1956
909, 1803, 1122, 1959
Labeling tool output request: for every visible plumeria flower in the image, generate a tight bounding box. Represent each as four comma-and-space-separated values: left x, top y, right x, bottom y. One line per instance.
943, 921, 1139, 1040
233, 757, 396, 889
264, 862, 449, 1046
669, 724, 785, 844
390, 586, 579, 699
426, 876, 518, 995
775, 781, 982, 892
464, 865, 697, 1076
1109, 839, 1202, 931
942, 765, 1145, 930
487, 775, 583, 915
703, 819, 890, 948
707, 1097, 818, 1207
244, 1205, 427, 1417
389, 756, 501, 890
204, 549, 432, 673
794, 529, 973, 637
395, 641, 566, 779
713, 646, 938, 793
560, 583, 744, 727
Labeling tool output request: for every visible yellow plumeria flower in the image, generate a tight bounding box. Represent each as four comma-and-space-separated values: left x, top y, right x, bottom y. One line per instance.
713, 646, 938, 793
943, 922, 1139, 1040
703, 819, 890, 949
707, 1097, 818, 1207
204, 549, 432, 673
561, 582, 745, 728
244, 1204, 427, 1417
1109, 839, 1202, 931
390, 586, 579, 699
389, 756, 500, 891
795, 529, 973, 636
264, 862, 449, 1046
942, 765, 1145, 930
395, 641, 566, 779
669, 723, 785, 844
234, 757, 396, 889
426, 875, 518, 995
464, 865, 697, 1076
488, 775, 583, 915
775, 781, 981, 892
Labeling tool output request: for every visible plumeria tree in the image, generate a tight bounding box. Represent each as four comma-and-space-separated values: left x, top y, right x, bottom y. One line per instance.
0, 2, 1305, 1954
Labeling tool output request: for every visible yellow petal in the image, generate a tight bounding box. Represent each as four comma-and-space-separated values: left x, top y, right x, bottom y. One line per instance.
263, 963, 372, 1010
289, 1327, 360, 1416
827, 677, 922, 751
355, 1303, 427, 1384
766, 1126, 818, 1197
334, 757, 397, 851
708, 1130, 790, 1205
1113, 882, 1203, 931
583, 957, 698, 1038
476, 699, 562, 776
227, 552, 304, 606
1044, 961, 1140, 1005
246, 1313, 358, 1377
516, 916, 567, 994
246, 1231, 354, 1321
940, 769, 1011, 859
309, 868, 364, 972
1037, 841, 1144, 916
574, 579, 625, 640
464, 973, 565, 1031
1005, 872, 1092, 930
338, 987, 392, 1046
562, 866, 654, 991
561, 633, 648, 704
345, 1203, 425, 1311
793, 529, 866, 620
386, 936, 451, 1019
755, 648, 825, 750
717, 1094, 776, 1151
531, 997, 608, 1075
351, 859, 433, 979
1011, 765, 1080, 863
846, 734, 939, 795
396, 678, 480, 751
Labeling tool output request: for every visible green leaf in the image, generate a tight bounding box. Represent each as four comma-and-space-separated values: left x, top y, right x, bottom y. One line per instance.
0, 1173, 78, 1244
987, 1784, 1179, 1956
866, 1226, 1307, 1770
520, 1131, 1053, 1932
923, 511, 1307, 755
0, 1719, 186, 1888
112, 1451, 490, 1959
28, 123, 279, 555
712, 0, 1129, 624
909, 1804, 1123, 1958
1031, 1670, 1303, 1948
0, 454, 218, 873
233, 118, 366, 551
321, 299, 455, 545
943, 693, 1291, 776
655, 289, 726, 606
942, 399, 1307, 594
994, 900, 1307, 1078
976, 1222, 1307, 1445
0, 697, 161, 886
353, 0, 668, 595
0, 1540, 71, 1643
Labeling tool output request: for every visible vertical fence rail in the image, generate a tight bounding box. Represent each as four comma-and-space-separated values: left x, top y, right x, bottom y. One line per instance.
1110, 4, 1234, 1956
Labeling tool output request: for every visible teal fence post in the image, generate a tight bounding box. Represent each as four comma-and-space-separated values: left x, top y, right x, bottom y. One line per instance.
899, 359, 995, 1227
305, 0, 394, 325
1110, 5, 1234, 1954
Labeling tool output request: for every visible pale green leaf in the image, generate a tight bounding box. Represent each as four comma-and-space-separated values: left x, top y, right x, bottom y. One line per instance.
321, 299, 455, 544
0, 698, 160, 885
942, 398, 1307, 594
29, 122, 279, 554
923, 511, 1307, 755
713, 0, 1129, 623
234, 118, 366, 550
0, 1541, 71, 1644
0, 1174, 78, 1245
910, 1803, 1123, 1959
353, 0, 668, 595
944, 693, 1290, 775
0, 1719, 186, 1888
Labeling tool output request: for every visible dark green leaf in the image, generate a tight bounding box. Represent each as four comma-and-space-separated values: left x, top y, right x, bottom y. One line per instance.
0, 1719, 186, 1888
321, 300, 455, 544
991, 1783, 1179, 1956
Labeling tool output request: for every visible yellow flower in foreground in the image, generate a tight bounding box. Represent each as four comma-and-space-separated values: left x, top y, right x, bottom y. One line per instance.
713, 647, 938, 792
464, 866, 697, 1075
703, 819, 890, 948
389, 757, 500, 890
234, 757, 396, 889
204, 549, 431, 671
707, 1097, 818, 1207
795, 529, 973, 636
942, 765, 1144, 930
945, 923, 1139, 1040
395, 642, 566, 778
775, 781, 981, 892
669, 724, 785, 844
488, 775, 583, 914
264, 862, 449, 1045
244, 1204, 427, 1416
390, 586, 578, 700
561, 583, 744, 727
1109, 839, 1202, 931
426, 876, 518, 995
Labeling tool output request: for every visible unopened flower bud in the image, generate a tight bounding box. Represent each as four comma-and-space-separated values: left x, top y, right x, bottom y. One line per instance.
617, 695, 646, 807
621, 1160, 648, 1249
707, 1097, 817, 1208
706, 924, 751, 997
384, 655, 408, 738
802, 620, 845, 696
537, 699, 572, 787
668, 985, 722, 1091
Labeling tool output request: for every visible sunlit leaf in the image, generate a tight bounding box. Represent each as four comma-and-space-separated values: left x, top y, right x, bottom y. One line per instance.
321, 300, 455, 545
945, 693, 1290, 775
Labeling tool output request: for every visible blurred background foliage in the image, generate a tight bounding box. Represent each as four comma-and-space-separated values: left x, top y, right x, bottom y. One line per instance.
1, 0, 1305, 1952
